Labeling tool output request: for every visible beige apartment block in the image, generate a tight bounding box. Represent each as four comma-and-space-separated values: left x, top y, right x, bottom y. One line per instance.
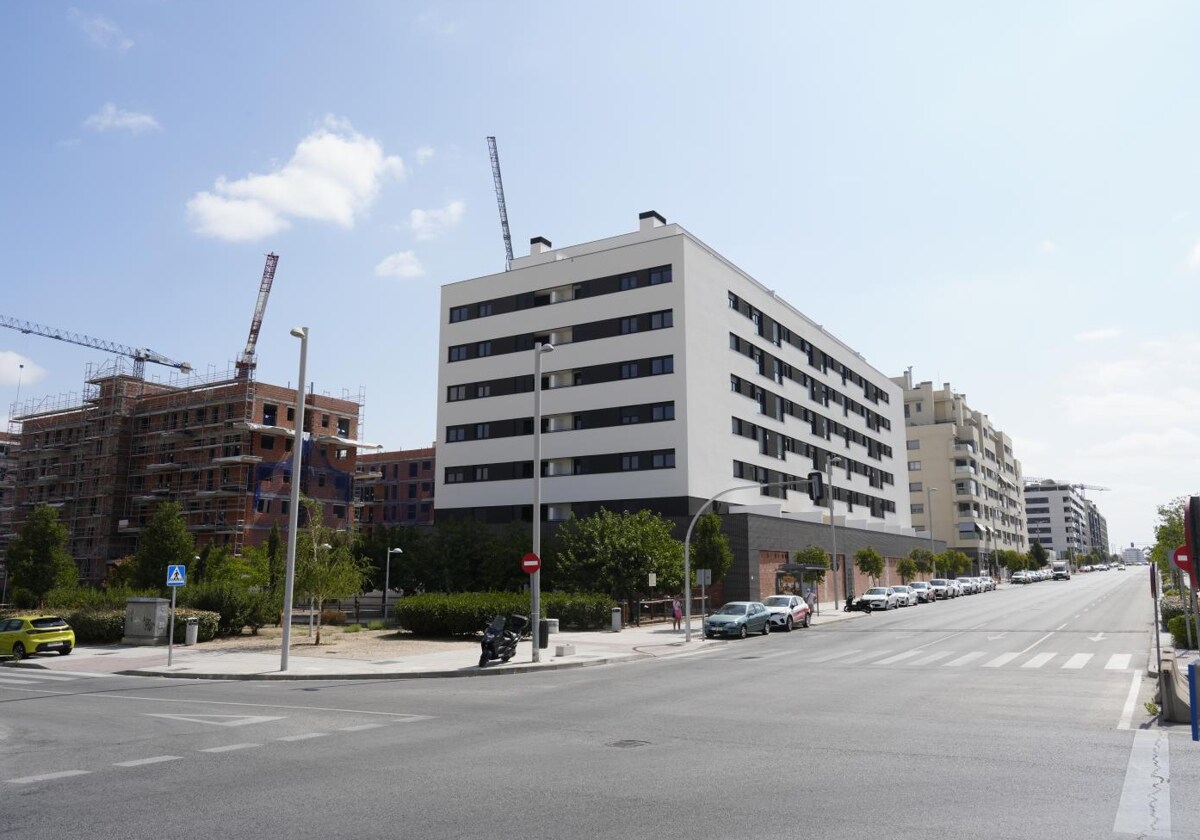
890, 372, 1028, 575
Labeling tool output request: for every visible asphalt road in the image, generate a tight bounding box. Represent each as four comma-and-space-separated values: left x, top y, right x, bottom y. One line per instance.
1, 570, 1189, 840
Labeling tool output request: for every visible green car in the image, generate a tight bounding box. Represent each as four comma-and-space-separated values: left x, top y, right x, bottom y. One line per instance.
0, 615, 76, 660
703, 601, 771, 639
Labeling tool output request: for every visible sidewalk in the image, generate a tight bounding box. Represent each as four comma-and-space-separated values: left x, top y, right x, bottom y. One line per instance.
5, 600, 865, 681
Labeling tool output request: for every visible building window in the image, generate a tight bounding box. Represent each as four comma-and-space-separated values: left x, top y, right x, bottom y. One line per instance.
333, 505, 345, 518
906, 440, 920, 450
649, 266, 671, 285
652, 403, 674, 421
256, 498, 269, 513
475, 423, 490, 439
650, 356, 673, 375
728, 292, 739, 309
911, 503, 924, 514
620, 317, 639, 334
450, 306, 469, 322
448, 385, 466, 402
621, 455, 640, 471
410, 463, 419, 477
446, 469, 464, 483
621, 363, 639, 379
318, 473, 327, 487
476, 384, 491, 398
449, 345, 468, 362
910, 482, 922, 492
337, 418, 350, 436
620, 274, 638, 291
650, 310, 672, 329
408, 483, 417, 499
260, 436, 275, 451
621, 407, 640, 425
321, 414, 330, 428
263, 404, 278, 426
651, 450, 675, 469
477, 303, 493, 317
448, 428, 466, 442
407, 504, 418, 520
477, 341, 492, 357
907, 461, 921, 470
474, 466, 489, 481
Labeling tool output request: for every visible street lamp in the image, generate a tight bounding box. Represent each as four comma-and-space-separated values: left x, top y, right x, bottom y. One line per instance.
827, 455, 844, 607
383, 547, 403, 620
280, 326, 308, 672
926, 486, 937, 577
531, 341, 554, 663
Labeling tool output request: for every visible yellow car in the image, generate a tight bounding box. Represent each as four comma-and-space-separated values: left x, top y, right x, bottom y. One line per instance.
0, 615, 76, 660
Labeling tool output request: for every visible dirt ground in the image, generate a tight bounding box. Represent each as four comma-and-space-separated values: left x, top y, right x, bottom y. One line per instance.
199, 624, 476, 659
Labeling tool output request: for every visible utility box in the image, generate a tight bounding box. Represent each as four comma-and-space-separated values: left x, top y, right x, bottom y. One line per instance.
184, 617, 200, 646
122, 598, 170, 646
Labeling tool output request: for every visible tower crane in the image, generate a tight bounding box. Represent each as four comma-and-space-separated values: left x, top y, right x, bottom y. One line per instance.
486, 136, 515, 271
235, 253, 280, 379
0, 314, 191, 378
1023, 478, 1111, 498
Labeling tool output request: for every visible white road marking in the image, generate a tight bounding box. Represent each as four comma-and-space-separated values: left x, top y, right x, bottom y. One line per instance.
841, 650, 892, 665
277, 733, 329, 742
6, 770, 91, 784
338, 723, 387, 732
1107, 654, 1133, 670
146, 713, 285, 727
944, 652, 986, 667
1112, 729, 1170, 838
0, 677, 51, 686
24, 670, 104, 678
113, 756, 182, 767
1056, 623, 1069, 630
910, 651, 953, 666
1017, 632, 1055, 654
1118, 670, 1143, 731
199, 743, 261, 753
2, 672, 78, 681
807, 649, 862, 663
1021, 652, 1057, 669
984, 652, 1020, 668
874, 650, 922, 665
1061, 654, 1092, 670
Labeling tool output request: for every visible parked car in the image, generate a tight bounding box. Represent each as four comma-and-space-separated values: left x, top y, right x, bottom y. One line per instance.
977, 576, 995, 591
762, 594, 811, 631
909, 581, 935, 603
704, 602, 771, 638
956, 576, 978, 595
861, 587, 901, 611
0, 615, 75, 660
948, 579, 964, 597
929, 578, 954, 599
891, 585, 918, 607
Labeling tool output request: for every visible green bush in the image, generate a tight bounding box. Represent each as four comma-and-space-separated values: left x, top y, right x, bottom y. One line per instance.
394, 592, 616, 636
11, 588, 36, 610
367, 620, 386, 631
1160, 597, 1188, 629
320, 609, 345, 627
1169, 615, 1197, 649
344, 624, 363, 633
179, 582, 278, 636
46, 586, 159, 610
170, 610, 220, 643
64, 609, 127, 644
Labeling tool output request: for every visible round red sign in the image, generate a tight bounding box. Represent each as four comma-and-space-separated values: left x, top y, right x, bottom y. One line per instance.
521, 553, 541, 574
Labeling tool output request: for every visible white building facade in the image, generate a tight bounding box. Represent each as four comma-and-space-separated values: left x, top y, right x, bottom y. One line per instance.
435, 212, 910, 533
1023, 480, 1102, 560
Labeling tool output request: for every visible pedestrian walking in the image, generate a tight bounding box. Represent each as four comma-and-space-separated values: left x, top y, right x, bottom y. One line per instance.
672, 596, 683, 630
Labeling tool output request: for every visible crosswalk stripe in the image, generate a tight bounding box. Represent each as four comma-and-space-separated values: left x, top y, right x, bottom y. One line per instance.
1106, 654, 1133, 670
1022, 652, 1057, 669
874, 650, 922, 665
3, 672, 78, 682
910, 651, 953, 666
841, 650, 892, 665
807, 649, 862, 663
984, 652, 1021, 668
944, 652, 986, 667
23, 670, 105, 678
1062, 654, 1093, 670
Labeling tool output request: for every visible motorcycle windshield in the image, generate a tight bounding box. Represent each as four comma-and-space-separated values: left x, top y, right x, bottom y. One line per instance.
488, 616, 507, 632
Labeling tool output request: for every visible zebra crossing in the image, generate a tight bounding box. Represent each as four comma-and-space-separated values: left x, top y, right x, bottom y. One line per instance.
796, 647, 1137, 672
0, 669, 110, 688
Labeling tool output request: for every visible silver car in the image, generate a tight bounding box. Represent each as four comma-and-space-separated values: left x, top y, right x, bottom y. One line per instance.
909, 581, 935, 603
861, 587, 900, 611
891, 585, 918, 607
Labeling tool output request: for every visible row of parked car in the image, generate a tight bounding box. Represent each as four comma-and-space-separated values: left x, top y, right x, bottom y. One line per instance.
856, 576, 997, 611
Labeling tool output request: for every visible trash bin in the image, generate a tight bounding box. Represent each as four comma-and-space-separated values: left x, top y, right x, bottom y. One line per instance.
538, 619, 549, 649
611, 607, 622, 632
184, 617, 199, 646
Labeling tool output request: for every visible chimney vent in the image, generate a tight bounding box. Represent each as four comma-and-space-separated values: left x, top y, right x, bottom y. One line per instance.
530, 236, 552, 255
638, 210, 666, 232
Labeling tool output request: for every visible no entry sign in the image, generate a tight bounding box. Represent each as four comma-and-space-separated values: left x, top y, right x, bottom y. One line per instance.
521, 553, 541, 574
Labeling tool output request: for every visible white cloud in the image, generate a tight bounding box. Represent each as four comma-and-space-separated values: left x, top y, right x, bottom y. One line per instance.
415, 145, 434, 165
1188, 242, 1200, 270
69, 8, 133, 52
0, 352, 46, 386
1039, 240, 1057, 253
410, 200, 465, 241
374, 251, 424, 279
84, 103, 161, 134
188, 116, 405, 242
1073, 327, 1122, 342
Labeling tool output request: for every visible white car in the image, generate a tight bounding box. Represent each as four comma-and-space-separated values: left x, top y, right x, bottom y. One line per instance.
956, 576, 978, 595
861, 587, 901, 611
891, 585, 918, 607
929, 578, 954, 599
977, 576, 995, 591
761, 594, 812, 631
909, 581, 935, 603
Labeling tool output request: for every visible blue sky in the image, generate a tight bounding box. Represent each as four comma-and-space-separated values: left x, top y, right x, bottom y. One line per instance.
3, 2, 1198, 550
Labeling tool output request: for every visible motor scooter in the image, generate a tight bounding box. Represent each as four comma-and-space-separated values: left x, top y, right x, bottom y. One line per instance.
843, 595, 872, 614
479, 614, 529, 667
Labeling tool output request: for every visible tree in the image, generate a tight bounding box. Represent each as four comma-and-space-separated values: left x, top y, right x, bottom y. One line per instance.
7, 504, 77, 604
265, 524, 284, 594
691, 514, 733, 586
133, 502, 195, 590
855, 547, 884, 584
897, 557, 918, 584
552, 508, 684, 615
997, 549, 1026, 574
295, 499, 371, 644
1152, 497, 1190, 577
1028, 542, 1048, 569
936, 550, 970, 577
793, 545, 829, 584
908, 548, 935, 579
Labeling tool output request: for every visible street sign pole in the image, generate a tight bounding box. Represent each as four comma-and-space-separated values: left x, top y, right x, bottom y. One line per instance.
168, 586, 176, 667
166, 564, 186, 667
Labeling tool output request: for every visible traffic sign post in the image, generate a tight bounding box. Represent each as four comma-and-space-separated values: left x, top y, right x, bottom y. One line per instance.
166, 565, 186, 667
521, 553, 541, 574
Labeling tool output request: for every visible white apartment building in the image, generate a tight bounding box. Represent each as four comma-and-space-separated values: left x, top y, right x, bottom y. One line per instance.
435, 212, 911, 538
1024, 480, 1105, 560
890, 374, 1028, 574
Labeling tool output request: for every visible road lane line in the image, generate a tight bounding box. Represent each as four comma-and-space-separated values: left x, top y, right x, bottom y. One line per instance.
2, 672, 79, 681
6, 770, 91, 784
1056, 623, 1069, 630
984, 653, 1020, 668
0, 677, 53, 686
1107, 654, 1133, 670
23, 670, 104, 678
1021, 652, 1057, 669
1118, 670, 1143, 731
277, 733, 329, 742
874, 651, 922, 665
944, 652, 985, 667
338, 723, 387, 732
1017, 632, 1054, 654
1061, 654, 1092, 670
1113, 729, 1170, 838
113, 756, 182, 767
199, 743, 261, 753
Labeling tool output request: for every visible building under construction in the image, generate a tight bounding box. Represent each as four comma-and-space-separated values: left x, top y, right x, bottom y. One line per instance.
9, 360, 374, 586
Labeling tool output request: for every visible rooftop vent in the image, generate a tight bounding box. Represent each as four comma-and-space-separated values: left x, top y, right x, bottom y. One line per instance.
638, 210, 666, 232
530, 236, 552, 255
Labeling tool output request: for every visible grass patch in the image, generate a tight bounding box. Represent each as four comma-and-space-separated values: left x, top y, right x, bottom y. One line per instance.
367, 620, 386, 631
343, 624, 363, 633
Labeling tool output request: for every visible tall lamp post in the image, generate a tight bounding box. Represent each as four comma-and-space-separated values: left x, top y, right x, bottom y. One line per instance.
280, 326, 308, 672
383, 547, 403, 620
926, 486, 938, 577
531, 341, 554, 663
827, 455, 844, 607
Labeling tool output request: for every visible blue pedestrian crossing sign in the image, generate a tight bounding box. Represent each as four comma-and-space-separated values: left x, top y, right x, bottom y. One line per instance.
166, 565, 187, 587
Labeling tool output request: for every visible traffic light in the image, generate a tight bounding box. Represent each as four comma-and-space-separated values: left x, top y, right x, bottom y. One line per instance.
807, 471, 824, 503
